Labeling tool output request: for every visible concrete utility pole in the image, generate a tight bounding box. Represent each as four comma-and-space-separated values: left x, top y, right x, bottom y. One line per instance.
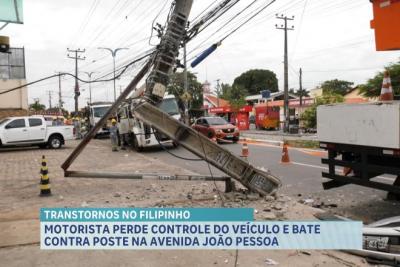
57, 72, 62, 114
47, 91, 52, 109
299, 67, 303, 106
98, 47, 129, 102
67, 48, 86, 113
216, 79, 220, 107
83, 71, 95, 104
276, 14, 294, 133
183, 37, 190, 125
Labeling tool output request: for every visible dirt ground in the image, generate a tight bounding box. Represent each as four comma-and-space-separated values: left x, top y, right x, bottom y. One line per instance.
0, 139, 384, 266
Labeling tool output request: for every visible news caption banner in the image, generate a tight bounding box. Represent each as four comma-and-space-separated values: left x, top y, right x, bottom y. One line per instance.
40, 208, 362, 250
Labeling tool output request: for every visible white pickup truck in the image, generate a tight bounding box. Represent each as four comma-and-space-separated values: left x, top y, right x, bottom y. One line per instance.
0, 116, 74, 149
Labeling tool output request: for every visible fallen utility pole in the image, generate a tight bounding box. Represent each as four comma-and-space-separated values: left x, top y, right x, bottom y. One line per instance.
133, 102, 281, 195
62, 0, 281, 196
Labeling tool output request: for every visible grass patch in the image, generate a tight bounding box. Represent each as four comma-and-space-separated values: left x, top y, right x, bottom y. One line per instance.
285, 140, 320, 149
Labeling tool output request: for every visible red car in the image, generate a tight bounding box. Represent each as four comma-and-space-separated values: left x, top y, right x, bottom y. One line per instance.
192, 116, 239, 143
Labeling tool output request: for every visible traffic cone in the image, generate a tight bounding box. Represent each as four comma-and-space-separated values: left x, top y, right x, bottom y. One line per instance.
281, 142, 290, 163
380, 70, 394, 101
39, 155, 51, 196
241, 140, 249, 158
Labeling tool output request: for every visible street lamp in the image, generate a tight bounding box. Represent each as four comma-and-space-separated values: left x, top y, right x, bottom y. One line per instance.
83, 71, 96, 104
97, 47, 129, 101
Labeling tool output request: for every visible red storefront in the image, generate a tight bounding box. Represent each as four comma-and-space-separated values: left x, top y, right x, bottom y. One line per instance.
209, 105, 252, 130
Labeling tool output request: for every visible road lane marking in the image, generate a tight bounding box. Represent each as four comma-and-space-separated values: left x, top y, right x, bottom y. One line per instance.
244, 142, 327, 158
291, 161, 395, 182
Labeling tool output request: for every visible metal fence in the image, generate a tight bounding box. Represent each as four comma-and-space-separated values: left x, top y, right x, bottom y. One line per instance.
0, 47, 26, 79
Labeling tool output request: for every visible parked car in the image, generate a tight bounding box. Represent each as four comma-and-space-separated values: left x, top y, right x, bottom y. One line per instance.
0, 116, 74, 149
192, 116, 239, 143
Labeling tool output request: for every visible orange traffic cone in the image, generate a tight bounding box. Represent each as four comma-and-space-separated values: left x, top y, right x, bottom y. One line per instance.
241, 140, 249, 158
281, 142, 290, 163
380, 70, 394, 101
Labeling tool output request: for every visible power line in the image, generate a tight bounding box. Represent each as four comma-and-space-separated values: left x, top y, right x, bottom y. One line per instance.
0, 52, 153, 95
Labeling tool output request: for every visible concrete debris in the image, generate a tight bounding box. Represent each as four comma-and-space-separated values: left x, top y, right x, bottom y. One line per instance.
186, 193, 192, 200
80, 201, 89, 207
264, 196, 275, 202
113, 192, 121, 198
304, 199, 314, 204
247, 193, 260, 201
262, 212, 277, 220
264, 258, 279, 265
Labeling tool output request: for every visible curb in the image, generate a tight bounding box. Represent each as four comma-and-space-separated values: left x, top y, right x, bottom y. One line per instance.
239, 137, 283, 147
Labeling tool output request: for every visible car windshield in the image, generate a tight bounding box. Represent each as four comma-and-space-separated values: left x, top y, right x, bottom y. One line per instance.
92, 106, 110, 118
207, 117, 228, 125
159, 98, 180, 115
0, 119, 10, 126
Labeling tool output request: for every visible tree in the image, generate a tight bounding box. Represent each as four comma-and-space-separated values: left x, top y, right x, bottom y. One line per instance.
226, 85, 247, 110
320, 79, 354, 96
289, 88, 310, 97
359, 61, 400, 97
301, 91, 344, 129
167, 71, 203, 112
29, 99, 46, 111
220, 83, 231, 100
233, 69, 278, 95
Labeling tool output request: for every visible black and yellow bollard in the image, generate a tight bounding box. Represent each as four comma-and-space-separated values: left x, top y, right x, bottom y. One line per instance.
40, 155, 51, 196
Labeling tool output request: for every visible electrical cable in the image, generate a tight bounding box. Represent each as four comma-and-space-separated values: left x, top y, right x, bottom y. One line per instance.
148, 0, 170, 46
220, 0, 276, 42
0, 52, 153, 95
197, 130, 225, 207
154, 131, 203, 161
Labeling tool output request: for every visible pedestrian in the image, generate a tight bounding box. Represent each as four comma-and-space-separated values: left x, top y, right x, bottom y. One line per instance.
110, 119, 118, 152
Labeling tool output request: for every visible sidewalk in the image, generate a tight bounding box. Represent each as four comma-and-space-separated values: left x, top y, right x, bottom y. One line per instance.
0, 139, 370, 266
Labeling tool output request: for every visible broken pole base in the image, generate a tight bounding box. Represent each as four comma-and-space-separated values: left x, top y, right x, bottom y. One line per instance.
387, 175, 400, 201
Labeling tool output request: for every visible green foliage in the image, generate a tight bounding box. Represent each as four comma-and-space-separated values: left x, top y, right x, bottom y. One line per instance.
220, 83, 231, 100
301, 92, 344, 129
359, 61, 400, 97
29, 99, 46, 111
289, 88, 310, 97
233, 69, 278, 95
227, 85, 248, 110
320, 79, 354, 96
167, 71, 203, 110
218, 82, 247, 110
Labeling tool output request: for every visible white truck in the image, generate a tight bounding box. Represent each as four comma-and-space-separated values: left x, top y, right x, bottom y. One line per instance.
0, 116, 74, 149
87, 102, 113, 136
317, 101, 400, 199
126, 94, 181, 151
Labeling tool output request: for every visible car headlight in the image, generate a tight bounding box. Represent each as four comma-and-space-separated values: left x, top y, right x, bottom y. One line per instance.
216, 129, 222, 134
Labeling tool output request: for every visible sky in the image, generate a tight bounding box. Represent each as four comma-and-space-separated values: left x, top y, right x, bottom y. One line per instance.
1, 0, 399, 111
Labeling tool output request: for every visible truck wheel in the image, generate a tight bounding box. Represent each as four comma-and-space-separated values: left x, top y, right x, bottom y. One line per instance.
48, 135, 62, 149
132, 136, 143, 152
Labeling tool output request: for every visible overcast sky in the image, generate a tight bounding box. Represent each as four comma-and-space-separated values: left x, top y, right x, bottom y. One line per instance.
2, 0, 399, 111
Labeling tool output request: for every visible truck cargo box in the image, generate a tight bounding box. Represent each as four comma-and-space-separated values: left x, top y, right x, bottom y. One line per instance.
317, 101, 400, 149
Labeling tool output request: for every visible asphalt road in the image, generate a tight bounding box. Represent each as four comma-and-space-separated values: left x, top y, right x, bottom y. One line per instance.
141, 141, 400, 223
